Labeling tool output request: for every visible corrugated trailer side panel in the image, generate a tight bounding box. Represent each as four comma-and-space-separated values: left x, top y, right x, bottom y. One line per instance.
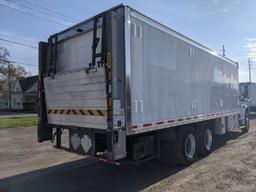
127, 8, 239, 134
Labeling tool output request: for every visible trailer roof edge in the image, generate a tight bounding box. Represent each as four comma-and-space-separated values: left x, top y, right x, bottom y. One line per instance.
52, 4, 125, 38
126, 5, 238, 66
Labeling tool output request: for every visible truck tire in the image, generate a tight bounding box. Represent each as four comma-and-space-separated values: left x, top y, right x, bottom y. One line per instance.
198, 127, 214, 155
176, 127, 198, 165
242, 109, 250, 133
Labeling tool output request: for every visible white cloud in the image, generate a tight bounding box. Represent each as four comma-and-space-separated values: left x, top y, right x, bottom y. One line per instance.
244, 38, 256, 61
0, 0, 19, 9
239, 68, 250, 82
193, 1, 239, 17
246, 38, 256, 42
222, 8, 229, 13
231, 1, 240, 6
237, 38, 256, 82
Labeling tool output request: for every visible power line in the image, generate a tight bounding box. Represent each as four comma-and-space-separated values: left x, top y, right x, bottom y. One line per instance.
0, 58, 37, 67
17, 3, 74, 24
0, 38, 38, 49
14, 61, 37, 67
19, 0, 80, 22
0, 33, 38, 44
0, 3, 69, 26
8, 0, 76, 24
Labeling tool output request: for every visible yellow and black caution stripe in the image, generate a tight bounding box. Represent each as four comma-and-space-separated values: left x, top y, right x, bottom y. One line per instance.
47, 108, 107, 116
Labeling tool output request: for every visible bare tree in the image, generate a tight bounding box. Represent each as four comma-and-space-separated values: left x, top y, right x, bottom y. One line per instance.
0, 47, 30, 91
0, 47, 10, 92
0, 46, 30, 109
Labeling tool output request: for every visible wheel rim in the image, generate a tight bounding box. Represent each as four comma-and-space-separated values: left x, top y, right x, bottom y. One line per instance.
185, 134, 196, 159
204, 129, 213, 151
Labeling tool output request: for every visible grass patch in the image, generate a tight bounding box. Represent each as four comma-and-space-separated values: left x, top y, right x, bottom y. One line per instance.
0, 117, 38, 128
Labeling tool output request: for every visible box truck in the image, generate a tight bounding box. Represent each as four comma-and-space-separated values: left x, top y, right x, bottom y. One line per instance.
38, 5, 249, 165
240, 82, 256, 112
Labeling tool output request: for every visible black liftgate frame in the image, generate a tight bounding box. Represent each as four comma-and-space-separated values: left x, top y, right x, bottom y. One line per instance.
91, 12, 115, 159
38, 28, 59, 143
38, 42, 52, 142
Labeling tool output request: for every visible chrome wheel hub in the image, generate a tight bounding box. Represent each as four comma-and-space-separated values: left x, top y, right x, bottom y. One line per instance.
185, 134, 196, 159
204, 129, 213, 151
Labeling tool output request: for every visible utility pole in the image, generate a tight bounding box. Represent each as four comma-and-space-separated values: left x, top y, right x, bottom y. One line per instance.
222, 45, 226, 57
7, 61, 11, 110
248, 58, 252, 84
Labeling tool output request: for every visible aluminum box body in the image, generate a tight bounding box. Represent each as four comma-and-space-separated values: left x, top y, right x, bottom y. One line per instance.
39, 5, 240, 161
125, 7, 240, 134
41, 5, 240, 135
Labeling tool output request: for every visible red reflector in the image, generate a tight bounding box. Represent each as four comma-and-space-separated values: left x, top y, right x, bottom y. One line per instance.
132, 125, 138, 129
108, 110, 112, 119
108, 71, 112, 80
156, 121, 164, 125
143, 123, 152, 127
108, 97, 112, 107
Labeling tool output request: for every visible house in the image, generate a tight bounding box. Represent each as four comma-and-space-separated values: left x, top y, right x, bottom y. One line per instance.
11, 75, 38, 111
0, 92, 9, 109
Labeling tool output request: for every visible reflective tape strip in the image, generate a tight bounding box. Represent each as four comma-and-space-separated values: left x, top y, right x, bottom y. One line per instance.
130, 110, 240, 134
47, 108, 107, 116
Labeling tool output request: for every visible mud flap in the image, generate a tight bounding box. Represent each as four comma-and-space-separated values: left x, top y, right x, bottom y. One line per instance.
69, 128, 95, 156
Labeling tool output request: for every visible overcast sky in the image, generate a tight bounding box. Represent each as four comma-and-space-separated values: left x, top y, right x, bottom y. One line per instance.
0, 0, 255, 82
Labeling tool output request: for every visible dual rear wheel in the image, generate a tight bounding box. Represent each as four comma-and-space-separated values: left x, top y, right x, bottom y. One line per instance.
175, 125, 214, 165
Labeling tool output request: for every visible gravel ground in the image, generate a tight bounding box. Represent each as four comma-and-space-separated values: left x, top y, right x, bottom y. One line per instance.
0, 118, 255, 192
0, 127, 83, 179
145, 117, 256, 192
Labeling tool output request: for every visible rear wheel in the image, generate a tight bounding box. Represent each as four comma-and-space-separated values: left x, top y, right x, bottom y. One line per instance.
176, 127, 198, 165
198, 127, 214, 155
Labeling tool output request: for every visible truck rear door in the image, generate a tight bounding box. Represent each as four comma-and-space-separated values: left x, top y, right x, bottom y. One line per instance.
44, 23, 108, 130
44, 27, 108, 129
